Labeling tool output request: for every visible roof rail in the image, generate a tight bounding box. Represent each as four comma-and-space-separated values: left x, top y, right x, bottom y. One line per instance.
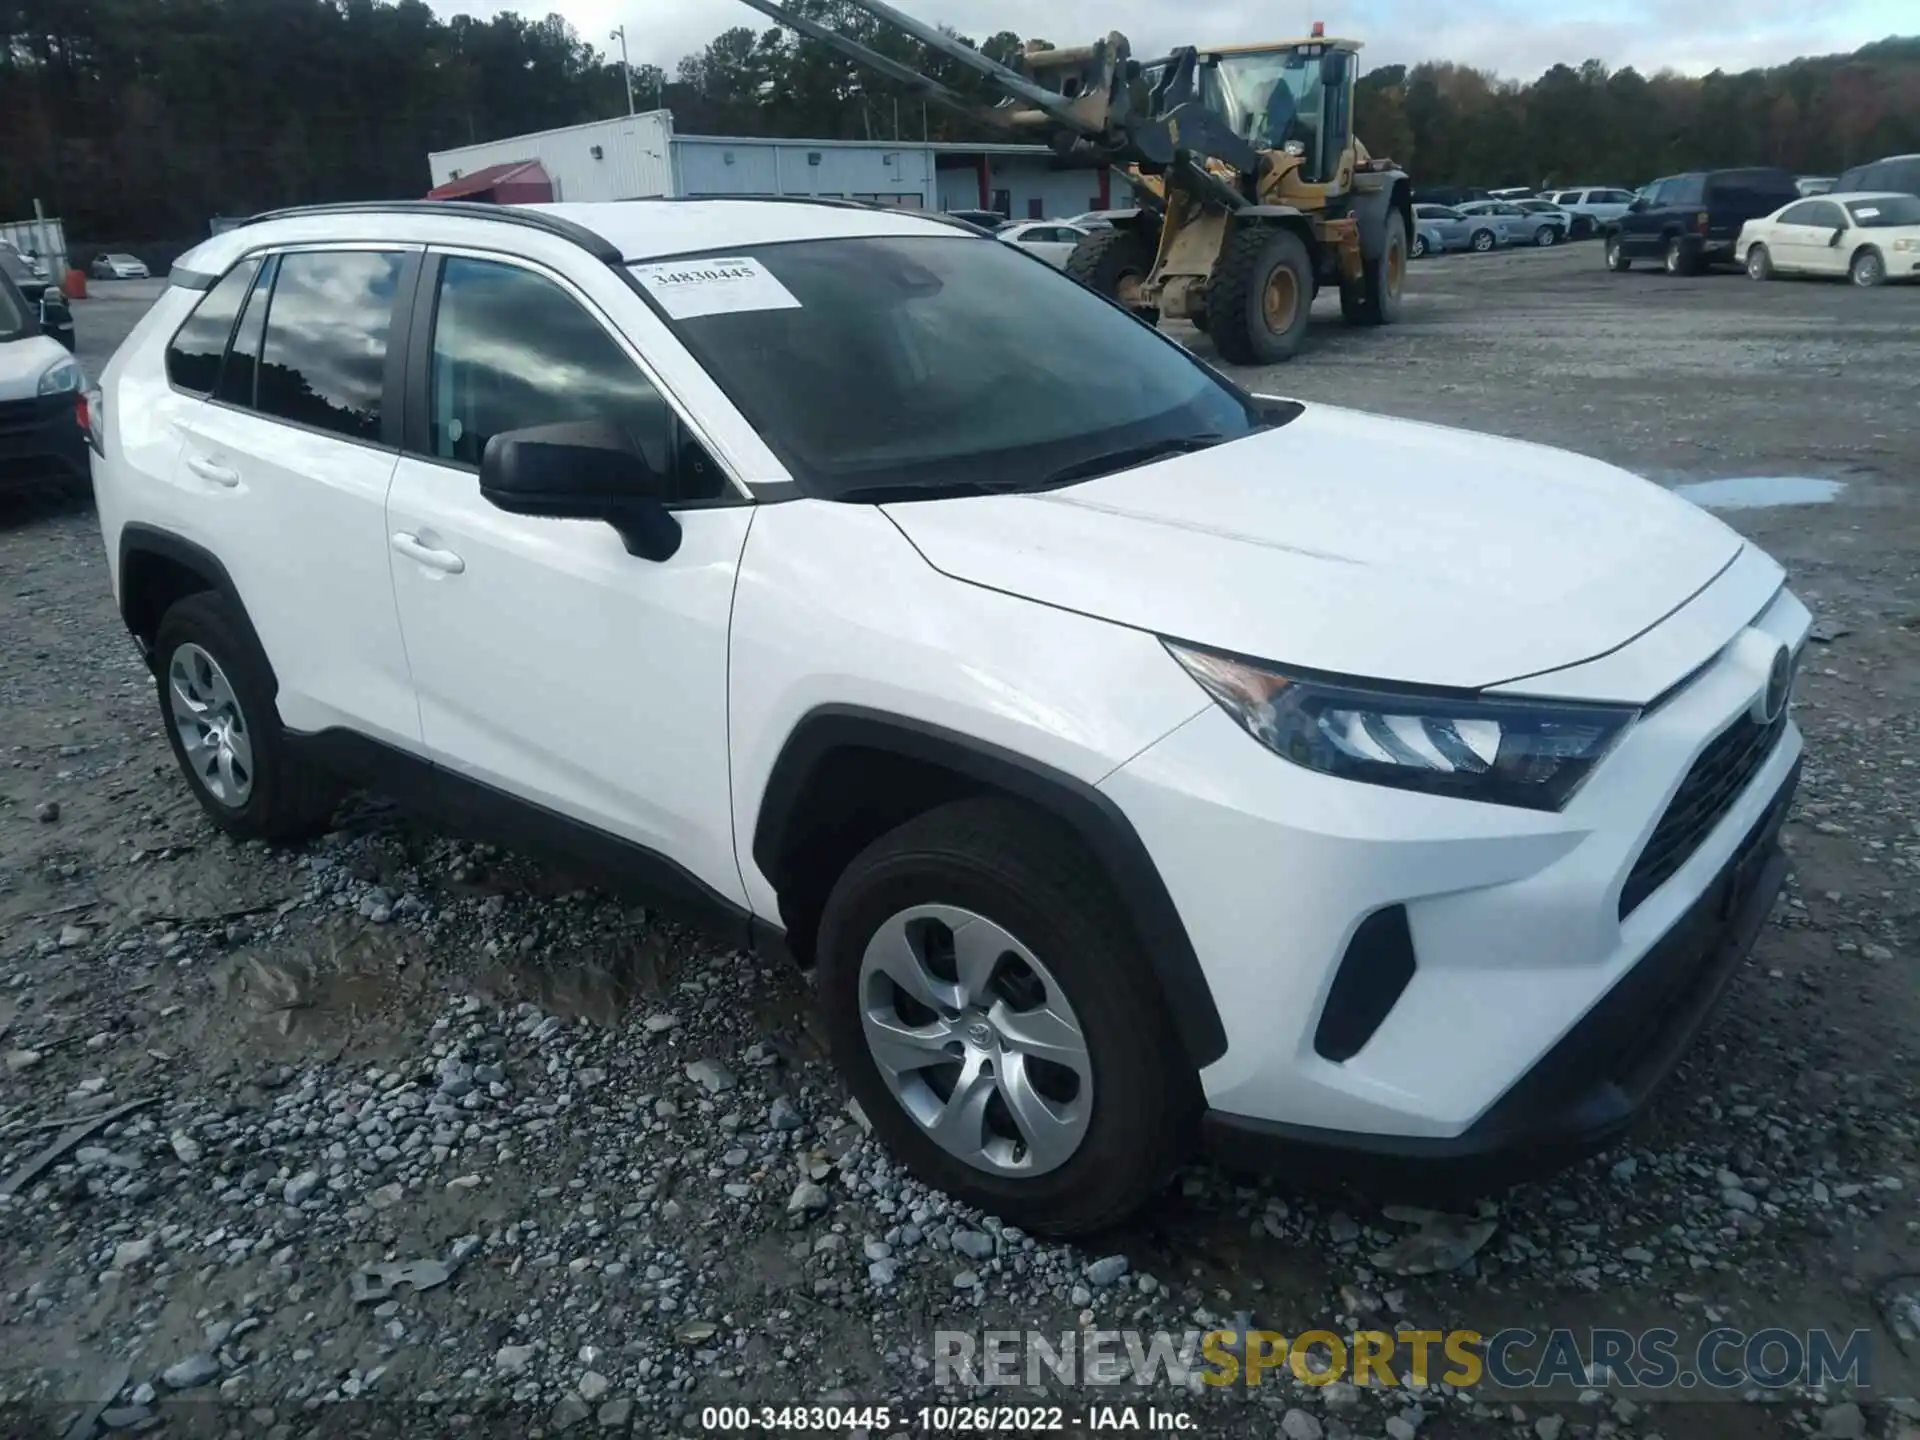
630, 193, 990, 232
237, 200, 623, 263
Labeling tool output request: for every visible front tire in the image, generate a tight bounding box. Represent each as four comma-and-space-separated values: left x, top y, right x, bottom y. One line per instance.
816, 799, 1192, 1236
1534, 225, 1558, 247
1746, 244, 1773, 281
1850, 248, 1886, 287
1340, 210, 1408, 327
1470, 228, 1495, 253
1410, 232, 1428, 259
1065, 227, 1156, 314
1208, 224, 1315, 364
153, 592, 342, 842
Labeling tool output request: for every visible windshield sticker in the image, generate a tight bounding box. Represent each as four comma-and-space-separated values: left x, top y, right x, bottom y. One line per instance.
1852, 206, 1880, 219
630, 257, 802, 319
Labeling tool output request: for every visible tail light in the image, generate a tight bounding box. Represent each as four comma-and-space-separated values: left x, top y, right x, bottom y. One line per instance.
1695, 211, 1710, 234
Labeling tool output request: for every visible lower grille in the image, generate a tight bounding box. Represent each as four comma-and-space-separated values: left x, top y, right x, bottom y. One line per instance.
0, 394, 68, 437
1620, 708, 1787, 918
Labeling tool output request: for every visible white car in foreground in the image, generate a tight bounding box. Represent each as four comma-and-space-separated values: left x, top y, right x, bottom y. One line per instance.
92, 198, 1807, 1233
1739, 191, 1920, 286
995, 220, 1091, 268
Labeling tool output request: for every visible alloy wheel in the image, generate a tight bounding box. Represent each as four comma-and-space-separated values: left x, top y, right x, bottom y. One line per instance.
167, 642, 254, 807
857, 904, 1093, 1177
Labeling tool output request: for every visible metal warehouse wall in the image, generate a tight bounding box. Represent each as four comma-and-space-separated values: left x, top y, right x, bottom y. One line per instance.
428, 114, 674, 203
673, 138, 935, 207
936, 162, 1102, 219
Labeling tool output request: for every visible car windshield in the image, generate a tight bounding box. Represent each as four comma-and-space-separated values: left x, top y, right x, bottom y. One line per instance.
1847, 196, 1920, 227
631, 235, 1272, 500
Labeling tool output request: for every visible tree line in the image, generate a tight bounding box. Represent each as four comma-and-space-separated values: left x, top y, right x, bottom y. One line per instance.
3, 0, 1917, 246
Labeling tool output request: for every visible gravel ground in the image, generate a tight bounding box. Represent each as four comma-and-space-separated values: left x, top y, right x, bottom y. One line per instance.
0, 252, 1916, 1439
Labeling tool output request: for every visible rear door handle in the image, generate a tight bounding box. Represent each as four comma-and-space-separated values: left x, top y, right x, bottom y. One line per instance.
391, 532, 465, 575
185, 454, 239, 487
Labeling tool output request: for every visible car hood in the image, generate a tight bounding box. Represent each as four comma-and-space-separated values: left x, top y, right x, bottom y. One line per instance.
882, 402, 1744, 692
0, 335, 72, 401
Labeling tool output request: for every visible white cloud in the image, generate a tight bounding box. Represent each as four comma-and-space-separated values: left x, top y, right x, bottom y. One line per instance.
432, 0, 1903, 81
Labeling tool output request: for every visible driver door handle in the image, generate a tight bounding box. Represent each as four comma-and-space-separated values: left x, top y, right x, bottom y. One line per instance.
391, 532, 465, 575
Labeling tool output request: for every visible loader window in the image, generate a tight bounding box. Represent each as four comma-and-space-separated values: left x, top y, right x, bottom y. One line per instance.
636, 234, 1266, 500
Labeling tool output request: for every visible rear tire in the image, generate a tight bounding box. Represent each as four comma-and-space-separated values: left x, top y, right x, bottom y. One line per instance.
815, 798, 1193, 1236
1340, 210, 1407, 327
1605, 235, 1631, 271
1064, 227, 1156, 314
1470, 228, 1495, 253
1534, 224, 1558, 247
1664, 236, 1699, 276
1410, 232, 1428, 259
1208, 224, 1315, 364
153, 592, 342, 842
1746, 244, 1773, 281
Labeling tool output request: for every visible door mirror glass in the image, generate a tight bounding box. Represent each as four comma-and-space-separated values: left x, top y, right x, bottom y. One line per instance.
479, 420, 682, 561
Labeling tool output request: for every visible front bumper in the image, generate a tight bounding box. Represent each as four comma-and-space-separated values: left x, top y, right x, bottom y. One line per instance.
0, 392, 89, 489
1101, 583, 1810, 1169
1202, 757, 1797, 1192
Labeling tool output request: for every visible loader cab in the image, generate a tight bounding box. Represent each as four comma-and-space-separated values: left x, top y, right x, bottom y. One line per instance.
1195, 39, 1357, 189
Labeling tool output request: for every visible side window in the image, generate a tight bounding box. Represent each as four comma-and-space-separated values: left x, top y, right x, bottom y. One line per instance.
165, 259, 261, 394
1810, 202, 1847, 229
1642, 181, 1671, 206
426, 255, 724, 502
256, 250, 404, 444
216, 255, 276, 409
1776, 201, 1820, 226
1671, 176, 1705, 206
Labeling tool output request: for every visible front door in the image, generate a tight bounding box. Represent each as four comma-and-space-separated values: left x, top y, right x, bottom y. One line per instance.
382, 250, 752, 914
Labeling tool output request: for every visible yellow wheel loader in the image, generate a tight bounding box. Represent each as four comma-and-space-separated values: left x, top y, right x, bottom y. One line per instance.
734, 0, 1413, 364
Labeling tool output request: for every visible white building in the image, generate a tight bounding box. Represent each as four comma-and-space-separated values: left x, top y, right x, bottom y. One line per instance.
426, 112, 1112, 220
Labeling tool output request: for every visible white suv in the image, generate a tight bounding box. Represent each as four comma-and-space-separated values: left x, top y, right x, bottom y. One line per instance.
91, 199, 1807, 1234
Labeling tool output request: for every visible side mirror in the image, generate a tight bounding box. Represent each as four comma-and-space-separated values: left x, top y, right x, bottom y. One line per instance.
479, 420, 682, 563
1829, 227, 1846, 247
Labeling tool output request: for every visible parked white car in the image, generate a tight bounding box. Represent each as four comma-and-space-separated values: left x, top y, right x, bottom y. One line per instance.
90, 252, 151, 280
92, 198, 1809, 1233
0, 262, 90, 492
1738, 191, 1920, 286
996, 220, 1091, 268
1540, 187, 1638, 236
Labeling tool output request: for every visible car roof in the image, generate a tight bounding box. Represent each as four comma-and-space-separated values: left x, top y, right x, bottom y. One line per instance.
174, 197, 979, 279
1823, 191, 1916, 203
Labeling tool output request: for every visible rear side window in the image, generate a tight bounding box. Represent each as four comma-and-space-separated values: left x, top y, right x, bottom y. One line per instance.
1776, 201, 1822, 225
1883, 159, 1920, 196
217, 256, 276, 409
1705, 170, 1795, 207
165, 259, 261, 394
1668, 176, 1706, 206
256, 250, 404, 443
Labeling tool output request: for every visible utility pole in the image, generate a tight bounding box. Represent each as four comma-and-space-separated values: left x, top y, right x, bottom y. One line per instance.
611, 26, 635, 114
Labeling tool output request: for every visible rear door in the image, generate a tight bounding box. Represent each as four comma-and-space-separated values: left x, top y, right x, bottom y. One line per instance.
167, 245, 423, 748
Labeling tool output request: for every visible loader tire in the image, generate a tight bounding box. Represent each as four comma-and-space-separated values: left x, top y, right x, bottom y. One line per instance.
1208, 225, 1314, 365
1340, 210, 1408, 326
1065, 228, 1156, 314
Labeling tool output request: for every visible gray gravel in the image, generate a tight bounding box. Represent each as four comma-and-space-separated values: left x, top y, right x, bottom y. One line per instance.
0, 247, 1915, 1438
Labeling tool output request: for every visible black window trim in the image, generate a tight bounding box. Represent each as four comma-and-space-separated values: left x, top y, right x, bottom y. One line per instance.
400, 243, 754, 510
163, 242, 423, 457
163, 254, 265, 401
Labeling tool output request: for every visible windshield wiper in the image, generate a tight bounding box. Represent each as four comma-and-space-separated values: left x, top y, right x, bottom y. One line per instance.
1036, 434, 1228, 488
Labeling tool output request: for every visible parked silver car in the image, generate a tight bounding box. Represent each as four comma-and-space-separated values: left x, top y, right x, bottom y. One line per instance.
1412, 203, 1506, 255
1511, 199, 1576, 244
1457, 200, 1559, 247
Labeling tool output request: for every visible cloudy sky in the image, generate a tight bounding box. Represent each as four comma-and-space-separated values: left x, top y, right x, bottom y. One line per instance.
431, 0, 1911, 82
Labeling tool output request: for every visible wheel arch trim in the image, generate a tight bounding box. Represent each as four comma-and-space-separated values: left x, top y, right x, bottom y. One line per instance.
117, 524, 274, 687
750, 705, 1229, 1070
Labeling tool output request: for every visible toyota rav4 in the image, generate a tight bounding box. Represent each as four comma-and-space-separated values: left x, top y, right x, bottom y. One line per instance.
89, 199, 1807, 1235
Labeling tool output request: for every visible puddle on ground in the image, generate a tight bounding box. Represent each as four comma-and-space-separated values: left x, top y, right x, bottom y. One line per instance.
1671, 475, 1846, 510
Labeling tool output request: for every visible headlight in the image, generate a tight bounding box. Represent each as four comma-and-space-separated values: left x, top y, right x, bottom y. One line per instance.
38, 358, 84, 395
1164, 642, 1635, 811
1894, 238, 1919, 253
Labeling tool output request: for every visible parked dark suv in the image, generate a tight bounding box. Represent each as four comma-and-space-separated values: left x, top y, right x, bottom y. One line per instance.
1604, 168, 1800, 275
1835, 154, 1920, 200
